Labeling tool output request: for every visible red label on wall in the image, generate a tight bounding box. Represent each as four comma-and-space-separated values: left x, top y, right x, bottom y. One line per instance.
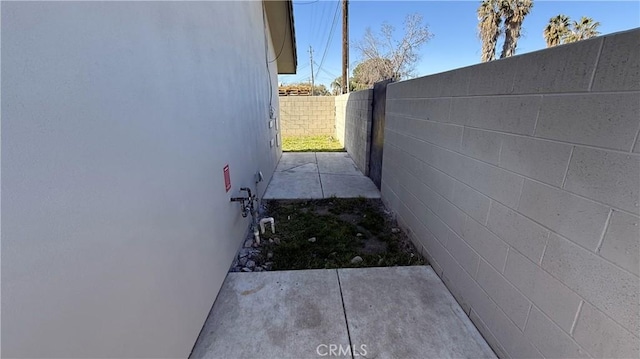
223, 165, 231, 192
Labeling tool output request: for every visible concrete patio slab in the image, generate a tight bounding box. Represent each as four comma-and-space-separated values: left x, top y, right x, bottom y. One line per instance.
191, 266, 495, 358
275, 152, 316, 172
321, 173, 380, 198
190, 270, 349, 359
316, 152, 361, 175
265, 152, 381, 199
338, 266, 496, 359
263, 172, 322, 199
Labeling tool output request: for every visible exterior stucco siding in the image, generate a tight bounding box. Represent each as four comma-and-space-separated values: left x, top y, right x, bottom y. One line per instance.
2, 2, 282, 357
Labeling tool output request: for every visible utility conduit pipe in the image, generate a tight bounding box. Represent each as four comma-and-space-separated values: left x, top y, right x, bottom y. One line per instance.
254, 227, 261, 245
259, 217, 275, 234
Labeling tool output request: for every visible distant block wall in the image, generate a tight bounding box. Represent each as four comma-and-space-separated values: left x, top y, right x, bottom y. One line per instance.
335, 90, 373, 175
279, 96, 335, 136
382, 29, 639, 358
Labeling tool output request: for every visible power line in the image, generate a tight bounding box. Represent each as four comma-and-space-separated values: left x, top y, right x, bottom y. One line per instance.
312, 1, 330, 51
320, 67, 338, 80
315, 0, 341, 79
314, 73, 337, 81
308, 1, 316, 46
313, 61, 338, 79
315, 1, 339, 55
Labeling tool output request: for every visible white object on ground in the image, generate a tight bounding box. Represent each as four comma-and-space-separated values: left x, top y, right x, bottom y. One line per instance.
260, 217, 275, 234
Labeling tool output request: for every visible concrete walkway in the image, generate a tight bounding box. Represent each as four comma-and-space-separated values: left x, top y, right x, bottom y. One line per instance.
263, 152, 380, 199
190, 266, 495, 359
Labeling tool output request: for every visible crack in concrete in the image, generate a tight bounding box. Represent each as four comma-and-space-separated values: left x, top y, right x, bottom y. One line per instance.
282, 161, 316, 172
336, 269, 355, 359
316, 152, 325, 198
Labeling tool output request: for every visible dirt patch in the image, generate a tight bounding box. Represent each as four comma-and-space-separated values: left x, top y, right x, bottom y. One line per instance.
230, 198, 426, 272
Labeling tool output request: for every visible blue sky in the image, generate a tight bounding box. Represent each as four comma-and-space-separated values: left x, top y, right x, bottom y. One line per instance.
279, 0, 640, 87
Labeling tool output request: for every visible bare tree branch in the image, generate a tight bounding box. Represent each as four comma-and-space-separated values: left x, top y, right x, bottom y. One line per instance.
352, 13, 433, 87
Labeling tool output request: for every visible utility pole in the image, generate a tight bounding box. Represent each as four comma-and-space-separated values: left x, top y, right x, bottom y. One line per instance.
342, 0, 349, 94
309, 45, 314, 96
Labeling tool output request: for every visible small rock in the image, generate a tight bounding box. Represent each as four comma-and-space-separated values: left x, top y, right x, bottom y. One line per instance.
243, 239, 253, 248
356, 233, 363, 237
254, 267, 264, 272
241, 267, 252, 272
267, 252, 274, 259
239, 257, 248, 266
269, 238, 274, 244
391, 228, 401, 234
274, 238, 281, 245
246, 260, 256, 269
239, 252, 248, 258
378, 258, 384, 265
350, 256, 363, 264
308, 237, 317, 243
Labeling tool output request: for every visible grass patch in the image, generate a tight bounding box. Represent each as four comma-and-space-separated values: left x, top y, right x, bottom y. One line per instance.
259, 198, 425, 270
282, 135, 344, 152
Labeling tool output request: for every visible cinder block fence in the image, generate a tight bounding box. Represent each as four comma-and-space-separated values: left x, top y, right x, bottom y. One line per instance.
276, 29, 638, 359
381, 28, 639, 358
278, 91, 374, 176
335, 90, 373, 175
279, 96, 335, 136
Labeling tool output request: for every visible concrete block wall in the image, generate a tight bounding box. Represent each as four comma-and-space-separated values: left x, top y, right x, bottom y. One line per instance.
279, 96, 335, 136
381, 29, 640, 359
335, 90, 373, 175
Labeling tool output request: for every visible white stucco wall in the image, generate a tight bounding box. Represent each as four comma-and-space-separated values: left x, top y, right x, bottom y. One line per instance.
2, 1, 281, 357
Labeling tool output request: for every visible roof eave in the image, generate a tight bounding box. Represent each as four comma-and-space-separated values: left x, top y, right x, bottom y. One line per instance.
264, 0, 297, 74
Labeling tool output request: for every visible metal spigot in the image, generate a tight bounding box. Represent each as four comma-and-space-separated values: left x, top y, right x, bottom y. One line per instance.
230, 188, 255, 218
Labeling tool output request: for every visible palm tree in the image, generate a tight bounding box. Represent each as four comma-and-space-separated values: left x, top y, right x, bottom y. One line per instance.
500, 0, 533, 59
330, 77, 342, 95
566, 16, 601, 42
543, 14, 570, 47
477, 0, 502, 62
